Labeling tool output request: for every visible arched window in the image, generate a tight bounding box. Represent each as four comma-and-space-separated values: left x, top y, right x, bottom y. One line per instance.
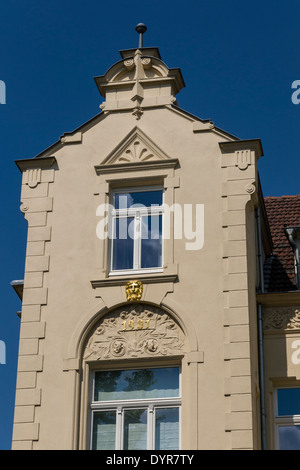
81, 303, 186, 450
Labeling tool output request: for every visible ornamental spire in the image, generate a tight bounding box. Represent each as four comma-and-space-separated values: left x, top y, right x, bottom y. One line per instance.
135, 23, 147, 48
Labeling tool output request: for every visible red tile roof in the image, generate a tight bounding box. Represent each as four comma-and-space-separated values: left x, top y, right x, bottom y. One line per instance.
263, 195, 300, 292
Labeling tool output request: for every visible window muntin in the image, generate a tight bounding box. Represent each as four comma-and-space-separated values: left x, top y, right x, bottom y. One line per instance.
90, 366, 181, 450
275, 387, 300, 450
110, 188, 163, 274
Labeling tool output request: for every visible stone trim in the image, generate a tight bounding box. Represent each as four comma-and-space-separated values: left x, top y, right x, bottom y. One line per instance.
220, 140, 262, 449
92, 152, 179, 284
11, 166, 55, 450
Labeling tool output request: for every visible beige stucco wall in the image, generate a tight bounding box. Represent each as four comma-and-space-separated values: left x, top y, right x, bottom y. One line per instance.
12, 49, 265, 450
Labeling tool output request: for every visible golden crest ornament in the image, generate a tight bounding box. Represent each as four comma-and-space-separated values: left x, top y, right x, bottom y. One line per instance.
125, 280, 143, 302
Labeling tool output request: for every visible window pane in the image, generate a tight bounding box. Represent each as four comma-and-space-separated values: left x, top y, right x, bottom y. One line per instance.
278, 388, 300, 416
141, 215, 162, 268
94, 367, 179, 402
115, 190, 163, 209
112, 217, 134, 270
92, 411, 116, 450
155, 408, 179, 450
123, 409, 147, 450
279, 425, 300, 450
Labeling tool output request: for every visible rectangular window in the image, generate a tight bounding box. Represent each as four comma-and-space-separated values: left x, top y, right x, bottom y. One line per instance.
90, 366, 181, 450
110, 188, 163, 274
275, 387, 300, 450
155, 407, 179, 450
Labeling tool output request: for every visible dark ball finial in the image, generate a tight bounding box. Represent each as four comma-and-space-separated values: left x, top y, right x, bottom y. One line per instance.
135, 23, 147, 35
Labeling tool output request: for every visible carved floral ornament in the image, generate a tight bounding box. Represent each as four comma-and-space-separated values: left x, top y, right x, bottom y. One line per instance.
83, 304, 186, 362
263, 307, 300, 331
100, 127, 171, 166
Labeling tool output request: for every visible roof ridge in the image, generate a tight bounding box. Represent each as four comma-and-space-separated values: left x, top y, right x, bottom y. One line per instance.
265, 194, 300, 200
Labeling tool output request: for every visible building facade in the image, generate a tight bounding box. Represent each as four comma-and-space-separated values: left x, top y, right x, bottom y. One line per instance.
11, 28, 300, 450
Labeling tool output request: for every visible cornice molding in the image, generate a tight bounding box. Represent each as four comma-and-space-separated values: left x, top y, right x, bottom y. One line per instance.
219, 139, 264, 159
15, 156, 56, 172
95, 158, 179, 175
91, 273, 178, 288
257, 291, 300, 307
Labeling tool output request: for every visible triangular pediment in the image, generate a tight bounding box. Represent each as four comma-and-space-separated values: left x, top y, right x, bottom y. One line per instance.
101, 127, 171, 165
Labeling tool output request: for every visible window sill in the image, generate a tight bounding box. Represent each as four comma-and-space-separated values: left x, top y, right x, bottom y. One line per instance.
90, 265, 178, 288
109, 268, 163, 277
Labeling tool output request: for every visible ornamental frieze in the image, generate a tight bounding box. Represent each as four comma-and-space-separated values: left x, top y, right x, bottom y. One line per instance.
263, 307, 300, 331
83, 304, 185, 361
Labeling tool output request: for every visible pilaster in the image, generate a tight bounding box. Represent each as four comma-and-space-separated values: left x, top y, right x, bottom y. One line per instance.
220, 140, 262, 449
12, 161, 55, 450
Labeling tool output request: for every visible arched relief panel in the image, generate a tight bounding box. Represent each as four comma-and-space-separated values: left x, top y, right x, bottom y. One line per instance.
66, 300, 200, 449
82, 303, 186, 362
63, 295, 199, 367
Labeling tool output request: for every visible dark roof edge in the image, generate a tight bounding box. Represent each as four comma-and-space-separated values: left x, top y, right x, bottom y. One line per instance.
257, 172, 273, 254
30, 111, 104, 160
170, 104, 241, 141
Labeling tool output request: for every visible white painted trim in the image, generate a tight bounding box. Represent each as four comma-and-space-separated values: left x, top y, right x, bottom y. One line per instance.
274, 386, 300, 449
109, 186, 164, 273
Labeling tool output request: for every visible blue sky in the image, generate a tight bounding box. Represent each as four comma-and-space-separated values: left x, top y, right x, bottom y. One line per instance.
0, 0, 300, 450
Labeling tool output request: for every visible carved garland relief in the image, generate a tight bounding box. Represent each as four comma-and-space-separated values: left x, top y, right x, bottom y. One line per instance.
83, 304, 185, 361
263, 307, 300, 331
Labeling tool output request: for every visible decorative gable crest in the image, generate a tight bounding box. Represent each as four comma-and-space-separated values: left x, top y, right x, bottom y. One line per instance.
101, 127, 171, 165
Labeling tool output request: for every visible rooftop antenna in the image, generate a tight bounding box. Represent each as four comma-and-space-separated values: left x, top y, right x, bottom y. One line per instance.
135, 23, 147, 48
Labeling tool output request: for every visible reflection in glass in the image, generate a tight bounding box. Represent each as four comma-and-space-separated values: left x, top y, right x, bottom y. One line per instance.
94, 367, 179, 402
141, 215, 162, 268
123, 409, 147, 450
92, 411, 116, 450
115, 191, 163, 209
155, 408, 179, 450
278, 388, 300, 416
279, 425, 300, 450
112, 217, 134, 270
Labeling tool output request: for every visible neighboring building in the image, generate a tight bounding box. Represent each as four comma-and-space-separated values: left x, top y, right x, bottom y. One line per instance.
259, 195, 300, 450
10, 25, 300, 450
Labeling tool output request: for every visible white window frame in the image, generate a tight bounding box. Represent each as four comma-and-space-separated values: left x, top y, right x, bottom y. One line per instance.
89, 366, 181, 450
274, 386, 300, 450
109, 186, 164, 276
